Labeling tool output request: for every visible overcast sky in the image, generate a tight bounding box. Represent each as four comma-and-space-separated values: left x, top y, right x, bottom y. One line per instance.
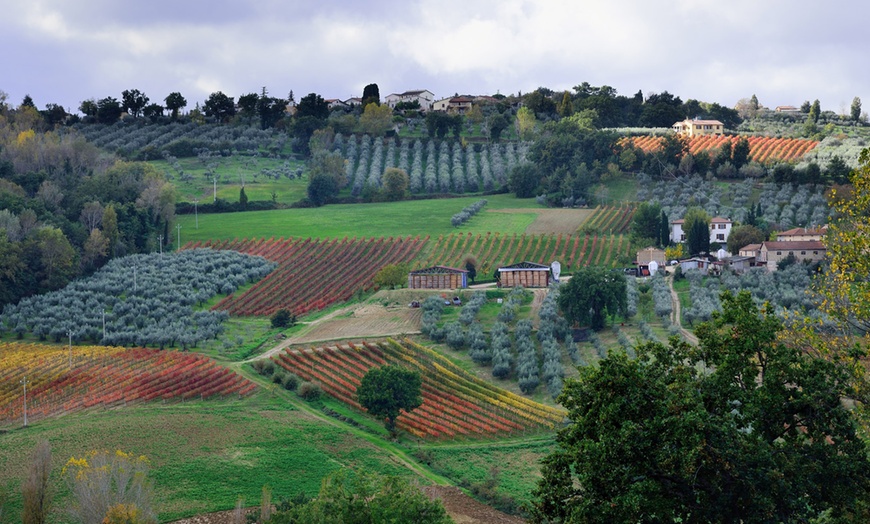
2, 0, 867, 116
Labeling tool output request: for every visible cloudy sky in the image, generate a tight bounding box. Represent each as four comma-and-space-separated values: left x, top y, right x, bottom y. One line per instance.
2, 0, 867, 115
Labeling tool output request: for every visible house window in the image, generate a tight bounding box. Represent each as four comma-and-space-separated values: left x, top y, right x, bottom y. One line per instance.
716, 234, 725, 241
680, 235, 686, 241
813, 251, 818, 255
800, 251, 806, 255
718, 224, 726, 229
776, 252, 782, 256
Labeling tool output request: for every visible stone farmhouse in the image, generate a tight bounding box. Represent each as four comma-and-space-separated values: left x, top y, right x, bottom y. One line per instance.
672, 118, 725, 136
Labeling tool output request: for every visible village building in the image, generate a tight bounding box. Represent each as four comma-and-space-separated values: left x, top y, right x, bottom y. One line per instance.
775, 226, 827, 242
672, 118, 725, 137
407, 266, 468, 289
725, 256, 755, 273
738, 243, 762, 258
384, 90, 435, 111
670, 217, 733, 244
758, 241, 826, 271
636, 247, 666, 276
497, 262, 550, 288
432, 96, 474, 113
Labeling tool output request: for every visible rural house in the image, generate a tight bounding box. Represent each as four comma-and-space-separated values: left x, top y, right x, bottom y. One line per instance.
775, 226, 827, 242
758, 241, 826, 271
408, 266, 468, 289
670, 217, 733, 244
497, 262, 550, 288
636, 247, 666, 276
672, 118, 725, 136
384, 89, 435, 111
432, 96, 475, 113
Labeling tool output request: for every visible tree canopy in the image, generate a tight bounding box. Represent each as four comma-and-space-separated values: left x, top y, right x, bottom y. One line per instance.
357, 365, 422, 436
683, 207, 710, 255
557, 266, 626, 330
532, 291, 870, 523
268, 468, 451, 524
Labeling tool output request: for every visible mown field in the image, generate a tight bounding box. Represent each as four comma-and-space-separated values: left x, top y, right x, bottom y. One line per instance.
174, 194, 544, 241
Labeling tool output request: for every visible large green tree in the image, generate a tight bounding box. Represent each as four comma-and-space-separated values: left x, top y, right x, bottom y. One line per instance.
726, 224, 766, 255
508, 163, 540, 198
357, 365, 422, 437
851, 96, 862, 122
121, 89, 149, 118
164, 92, 187, 120
361, 83, 380, 107
359, 102, 393, 136
296, 92, 329, 120
531, 291, 870, 523
630, 202, 662, 242
683, 207, 710, 255
203, 91, 235, 122
557, 266, 626, 330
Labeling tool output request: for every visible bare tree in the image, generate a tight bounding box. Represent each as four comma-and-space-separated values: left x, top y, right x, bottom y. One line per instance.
79, 201, 104, 232
22, 440, 52, 524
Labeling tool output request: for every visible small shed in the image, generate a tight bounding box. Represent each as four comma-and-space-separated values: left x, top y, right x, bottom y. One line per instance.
408, 266, 468, 289
636, 247, 666, 267
498, 261, 550, 288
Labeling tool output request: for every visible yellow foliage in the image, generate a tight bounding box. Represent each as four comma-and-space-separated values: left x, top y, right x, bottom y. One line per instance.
103, 503, 150, 524
16, 129, 35, 145
665, 244, 685, 261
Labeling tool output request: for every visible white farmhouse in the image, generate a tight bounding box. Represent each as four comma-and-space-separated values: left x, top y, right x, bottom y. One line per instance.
671, 217, 733, 245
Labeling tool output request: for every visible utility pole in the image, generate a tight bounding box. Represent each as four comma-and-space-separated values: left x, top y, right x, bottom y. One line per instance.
193, 199, 199, 229
176, 223, 182, 251
213, 176, 217, 202
21, 376, 28, 427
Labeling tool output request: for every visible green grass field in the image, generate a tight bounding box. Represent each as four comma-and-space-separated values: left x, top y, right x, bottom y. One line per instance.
0, 385, 462, 523
176, 194, 543, 242
151, 156, 310, 205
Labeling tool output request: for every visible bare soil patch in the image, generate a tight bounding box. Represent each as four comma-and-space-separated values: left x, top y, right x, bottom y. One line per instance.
291, 303, 421, 344
490, 208, 594, 235
424, 486, 527, 524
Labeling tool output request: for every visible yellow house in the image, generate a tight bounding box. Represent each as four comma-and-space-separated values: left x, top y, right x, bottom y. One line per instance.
672, 118, 725, 137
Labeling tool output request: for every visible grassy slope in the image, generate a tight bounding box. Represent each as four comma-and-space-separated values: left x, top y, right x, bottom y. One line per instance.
152, 156, 309, 205
176, 194, 541, 242
0, 390, 438, 523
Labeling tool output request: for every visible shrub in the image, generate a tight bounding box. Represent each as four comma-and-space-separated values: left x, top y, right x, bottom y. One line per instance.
282, 373, 300, 391
270, 309, 296, 328
298, 381, 322, 401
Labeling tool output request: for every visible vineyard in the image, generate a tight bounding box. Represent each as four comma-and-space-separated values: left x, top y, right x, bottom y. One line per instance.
417, 232, 632, 273
273, 338, 565, 439
192, 236, 426, 316
581, 204, 637, 234
624, 135, 819, 163
0, 342, 255, 426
